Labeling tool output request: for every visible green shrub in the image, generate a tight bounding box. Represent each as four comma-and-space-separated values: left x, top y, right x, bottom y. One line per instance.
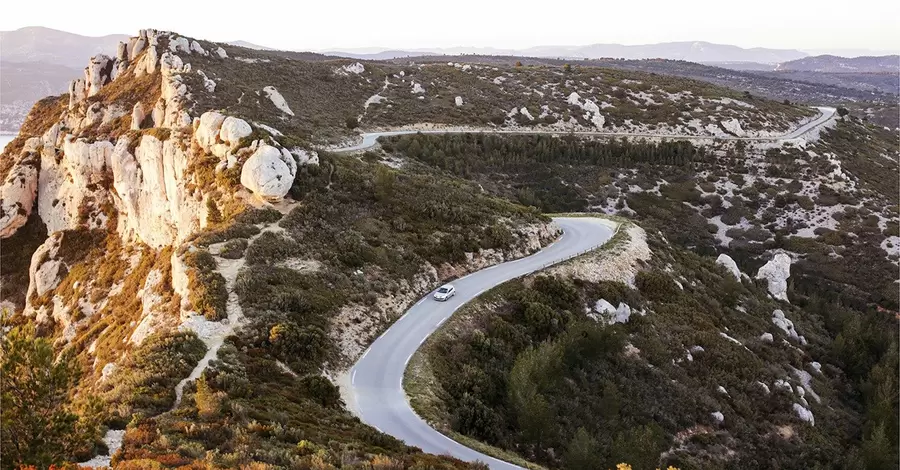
634, 270, 679, 301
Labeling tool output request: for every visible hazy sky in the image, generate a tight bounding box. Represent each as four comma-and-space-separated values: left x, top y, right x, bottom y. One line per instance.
2, 0, 898, 52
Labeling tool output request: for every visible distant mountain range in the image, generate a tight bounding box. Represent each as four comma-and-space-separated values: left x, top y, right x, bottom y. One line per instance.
0, 26, 896, 133
324, 41, 812, 64
0, 26, 127, 68
776, 54, 900, 73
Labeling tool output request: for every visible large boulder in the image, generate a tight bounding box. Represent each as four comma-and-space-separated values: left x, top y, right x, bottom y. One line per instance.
0, 149, 40, 238
194, 111, 226, 150
716, 254, 741, 280
756, 253, 791, 301
219, 117, 252, 147
240, 145, 297, 200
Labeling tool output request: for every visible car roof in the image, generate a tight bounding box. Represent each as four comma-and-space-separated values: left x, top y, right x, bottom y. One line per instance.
440, 284, 454, 289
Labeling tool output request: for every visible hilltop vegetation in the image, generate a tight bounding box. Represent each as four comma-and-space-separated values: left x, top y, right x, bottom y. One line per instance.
408, 224, 898, 469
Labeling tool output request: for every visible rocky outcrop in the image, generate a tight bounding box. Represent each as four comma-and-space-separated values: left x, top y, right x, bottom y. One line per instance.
262, 86, 294, 116
455, 96, 464, 107
25, 233, 63, 302
110, 133, 205, 248
756, 252, 791, 301
131, 103, 145, 130
0, 142, 40, 238
240, 145, 297, 200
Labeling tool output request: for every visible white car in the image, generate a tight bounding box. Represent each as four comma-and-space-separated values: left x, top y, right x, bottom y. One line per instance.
433, 284, 456, 301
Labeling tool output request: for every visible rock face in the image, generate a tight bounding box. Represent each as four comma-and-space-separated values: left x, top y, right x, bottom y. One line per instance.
756, 252, 791, 301
716, 254, 741, 280
240, 145, 297, 200
0, 144, 40, 238
262, 86, 294, 116
131, 102, 145, 130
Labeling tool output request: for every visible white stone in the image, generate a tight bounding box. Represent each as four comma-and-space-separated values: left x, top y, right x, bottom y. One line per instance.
756, 253, 791, 301
793, 403, 815, 426
240, 145, 296, 200
756, 381, 770, 394
262, 86, 294, 116
215, 47, 227, 58
614, 302, 631, 324
101, 362, 116, 381
760, 332, 774, 343
219, 117, 252, 147
455, 96, 464, 107
0, 154, 39, 238
520, 107, 534, 120
711, 411, 724, 423
197, 70, 216, 92
721, 118, 745, 137
131, 102, 145, 130
716, 254, 741, 280
190, 40, 206, 55
772, 309, 801, 342
716, 385, 728, 395
169, 36, 191, 53
411, 82, 426, 94
567, 92, 581, 105
594, 299, 616, 315
810, 362, 822, 374
341, 62, 365, 74
194, 111, 226, 150
774, 379, 793, 393
689, 345, 705, 354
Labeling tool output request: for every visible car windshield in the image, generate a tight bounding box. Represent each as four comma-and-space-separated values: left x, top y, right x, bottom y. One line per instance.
437, 287, 451, 293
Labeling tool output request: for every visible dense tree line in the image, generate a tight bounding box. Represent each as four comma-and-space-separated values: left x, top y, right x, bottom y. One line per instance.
383, 134, 702, 178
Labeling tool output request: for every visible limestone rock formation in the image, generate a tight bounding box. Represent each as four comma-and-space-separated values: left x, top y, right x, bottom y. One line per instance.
131, 102, 145, 130
0, 143, 40, 238
756, 252, 791, 301
716, 254, 741, 280
240, 144, 297, 200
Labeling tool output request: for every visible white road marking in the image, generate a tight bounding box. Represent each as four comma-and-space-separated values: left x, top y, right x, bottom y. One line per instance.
437, 316, 448, 327
351, 370, 357, 385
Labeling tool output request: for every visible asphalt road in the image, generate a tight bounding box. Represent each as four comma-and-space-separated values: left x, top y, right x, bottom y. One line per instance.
348, 217, 616, 469
332, 107, 836, 153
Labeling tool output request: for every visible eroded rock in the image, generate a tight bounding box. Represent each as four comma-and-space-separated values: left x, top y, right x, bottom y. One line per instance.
756, 252, 791, 301
240, 144, 297, 200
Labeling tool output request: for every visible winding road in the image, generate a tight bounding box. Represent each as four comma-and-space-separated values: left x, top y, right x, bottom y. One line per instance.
332, 106, 836, 153
347, 217, 616, 469
339, 106, 837, 469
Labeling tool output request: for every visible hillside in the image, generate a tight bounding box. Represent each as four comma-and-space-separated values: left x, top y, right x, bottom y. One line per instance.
776, 54, 900, 73
0, 27, 896, 470
390, 55, 900, 130
0, 28, 556, 469
408, 217, 898, 469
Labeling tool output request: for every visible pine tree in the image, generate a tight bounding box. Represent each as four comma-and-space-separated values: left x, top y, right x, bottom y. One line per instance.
1, 322, 98, 469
